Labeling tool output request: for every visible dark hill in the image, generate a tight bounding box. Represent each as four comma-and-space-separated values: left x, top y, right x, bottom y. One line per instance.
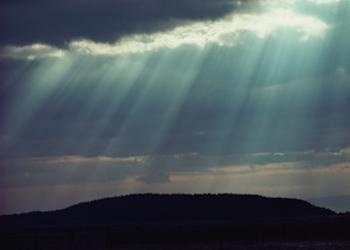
0, 194, 334, 227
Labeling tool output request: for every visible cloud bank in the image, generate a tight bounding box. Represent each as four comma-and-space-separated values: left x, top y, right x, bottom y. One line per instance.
0, 0, 242, 47
2, 6, 328, 59
2, 148, 350, 188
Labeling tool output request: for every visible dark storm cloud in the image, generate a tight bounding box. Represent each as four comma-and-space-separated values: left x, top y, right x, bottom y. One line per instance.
0, 0, 244, 47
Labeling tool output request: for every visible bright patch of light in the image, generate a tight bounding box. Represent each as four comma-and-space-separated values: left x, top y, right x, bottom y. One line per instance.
264, 0, 341, 5
30, 155, 146, 165
307, 0, 341, 4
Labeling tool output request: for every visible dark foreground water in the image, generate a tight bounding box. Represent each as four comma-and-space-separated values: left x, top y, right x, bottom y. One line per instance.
121, 241, 350, 250
2, 216, 350, 249
3, 237, 350, 250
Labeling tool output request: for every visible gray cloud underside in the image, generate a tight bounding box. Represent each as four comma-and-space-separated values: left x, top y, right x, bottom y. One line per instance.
0, 0, 246, 47
1, 148, 350, 187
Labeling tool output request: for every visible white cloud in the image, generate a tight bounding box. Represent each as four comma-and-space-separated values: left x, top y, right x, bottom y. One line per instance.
69, 8, 328, 55
2, 5, 328, 59
1, 44, 65, 60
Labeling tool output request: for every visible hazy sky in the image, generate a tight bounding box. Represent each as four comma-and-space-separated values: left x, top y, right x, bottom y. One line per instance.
1, 0, 350, 214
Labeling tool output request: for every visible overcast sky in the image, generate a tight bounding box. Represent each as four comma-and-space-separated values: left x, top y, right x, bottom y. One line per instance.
1, 0, 350, 214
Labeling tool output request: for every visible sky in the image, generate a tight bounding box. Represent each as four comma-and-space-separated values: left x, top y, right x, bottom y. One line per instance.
1, 0, 350, 214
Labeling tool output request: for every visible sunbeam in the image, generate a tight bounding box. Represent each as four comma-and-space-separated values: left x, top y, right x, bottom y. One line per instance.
1, 0, 350, 214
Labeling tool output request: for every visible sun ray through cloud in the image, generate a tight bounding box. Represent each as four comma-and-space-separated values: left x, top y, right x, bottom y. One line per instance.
1, 0, 350, 214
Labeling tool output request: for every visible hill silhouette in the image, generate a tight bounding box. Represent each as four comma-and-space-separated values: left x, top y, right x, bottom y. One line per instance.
0, 194, 334, 227
2, 194, 350, 249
